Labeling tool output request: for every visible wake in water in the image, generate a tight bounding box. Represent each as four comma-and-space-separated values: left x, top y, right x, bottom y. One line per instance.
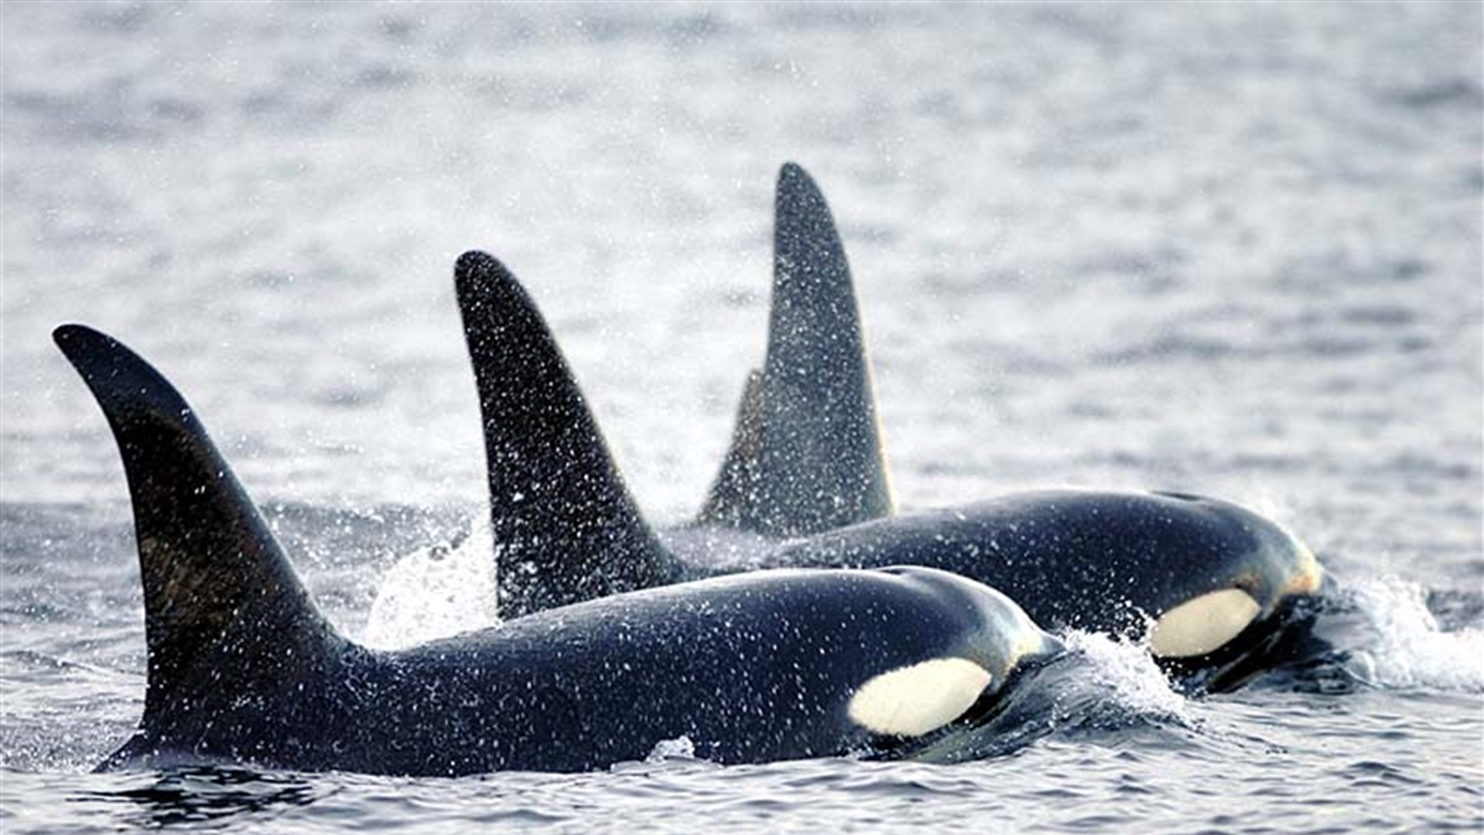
903, 632, 1197, 765
1060, 631, 1190, 721
1337, 575, 1484, 693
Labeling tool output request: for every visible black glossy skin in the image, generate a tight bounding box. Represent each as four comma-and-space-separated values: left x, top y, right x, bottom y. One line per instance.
105, 566, 1055, 776
665, 489, 1324, 692
763, 490, 1317, 637
54, 324, 1059, 776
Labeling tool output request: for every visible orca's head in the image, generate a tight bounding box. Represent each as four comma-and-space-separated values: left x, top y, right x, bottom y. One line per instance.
950, 489, 1327, 692
1127, 491, 1327, 691
843, 566, 1064, 744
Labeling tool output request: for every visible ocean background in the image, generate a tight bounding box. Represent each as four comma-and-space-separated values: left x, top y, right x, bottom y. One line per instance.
2, 3, 1480, 832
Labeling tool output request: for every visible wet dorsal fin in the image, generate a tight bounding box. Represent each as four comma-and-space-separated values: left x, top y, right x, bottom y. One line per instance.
455, 252, 677, 618
696, 368, 763, 526
698, 162, 895, 537
52, 325, 343, 746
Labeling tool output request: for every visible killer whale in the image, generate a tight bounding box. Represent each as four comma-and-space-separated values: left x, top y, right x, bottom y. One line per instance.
456, 164, 1326, 691
55, 323, 1060, 775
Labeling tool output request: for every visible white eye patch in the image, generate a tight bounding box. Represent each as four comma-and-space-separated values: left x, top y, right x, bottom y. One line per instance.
1148, 589, 1261, 658
847, 657, 993, 736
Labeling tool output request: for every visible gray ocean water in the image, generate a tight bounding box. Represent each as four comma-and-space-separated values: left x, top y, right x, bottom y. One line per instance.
2, 3, 1481, 833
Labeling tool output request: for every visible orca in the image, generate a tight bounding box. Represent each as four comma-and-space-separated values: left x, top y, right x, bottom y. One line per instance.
455, 164, 1326, 692
55, 324, 1061, 775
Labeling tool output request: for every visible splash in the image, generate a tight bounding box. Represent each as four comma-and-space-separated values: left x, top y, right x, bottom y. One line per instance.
909, 634, 1192, 764
645, 736, 697, 763
1062, 630, 1189, 721
606, 736, 719, 774
358, 521, 499, 650
1343, 575, 1484, 693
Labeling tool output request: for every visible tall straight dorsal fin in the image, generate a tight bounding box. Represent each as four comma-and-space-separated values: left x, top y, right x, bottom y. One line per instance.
52, 325, 343, 749
698, 162, 895, 537
456, 252, 677, 618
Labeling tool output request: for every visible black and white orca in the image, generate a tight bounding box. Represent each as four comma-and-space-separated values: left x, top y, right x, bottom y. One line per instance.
55, 324, 1060, 775
456, 164, 1326, 692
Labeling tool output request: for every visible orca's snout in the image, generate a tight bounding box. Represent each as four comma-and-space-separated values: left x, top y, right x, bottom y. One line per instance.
1151, 489, 1323, 596
879, 565, 1063, 682
1213, 495, 1324, 600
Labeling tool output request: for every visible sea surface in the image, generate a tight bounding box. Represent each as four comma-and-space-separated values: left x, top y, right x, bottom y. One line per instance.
2, 3, 1481, 833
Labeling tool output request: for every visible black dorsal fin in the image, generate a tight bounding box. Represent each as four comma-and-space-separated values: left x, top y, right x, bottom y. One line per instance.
52, 325, 343, 750
698, 162, 895, 537
455, 252, 677, 618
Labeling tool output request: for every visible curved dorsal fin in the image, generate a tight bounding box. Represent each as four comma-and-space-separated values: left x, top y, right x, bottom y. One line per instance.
52, 325, 342, 748
698, 162, 895, 537
455, 252, 676, 618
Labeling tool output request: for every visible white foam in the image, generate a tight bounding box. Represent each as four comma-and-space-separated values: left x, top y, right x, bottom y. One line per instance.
358, 521, 499, 650
607, 735, 719, 774
1344, 575, 1484, 693
1064, 630, 1188, 720
645, 736, 697, 763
